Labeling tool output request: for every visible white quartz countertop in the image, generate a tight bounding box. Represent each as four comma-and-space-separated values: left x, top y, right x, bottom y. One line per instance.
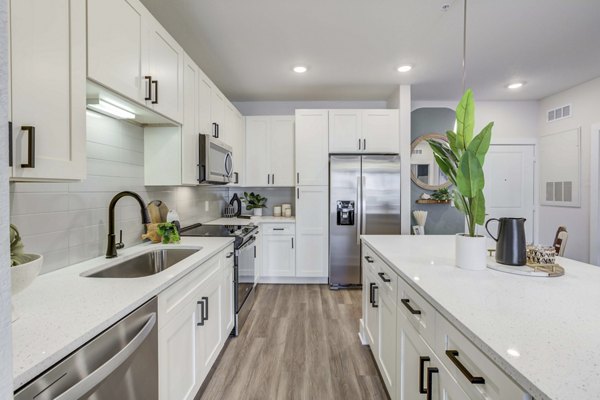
205, 216, 295, 225
361, 235, 600, 400
11, 237, 234, 390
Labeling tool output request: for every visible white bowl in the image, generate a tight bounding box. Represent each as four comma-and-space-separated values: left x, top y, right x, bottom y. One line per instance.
11, 254, 43, 322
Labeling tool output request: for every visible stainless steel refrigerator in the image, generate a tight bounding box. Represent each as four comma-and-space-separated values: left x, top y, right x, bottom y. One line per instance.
329, 155, 401, 288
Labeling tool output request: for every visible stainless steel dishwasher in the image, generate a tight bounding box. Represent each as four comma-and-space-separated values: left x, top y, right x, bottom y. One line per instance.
15, 297, 158, 400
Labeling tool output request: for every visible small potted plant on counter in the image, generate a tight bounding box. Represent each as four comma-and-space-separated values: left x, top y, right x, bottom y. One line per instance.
427, 89, 493, 270
242, 192, 268, 216
10, 224, 44, 321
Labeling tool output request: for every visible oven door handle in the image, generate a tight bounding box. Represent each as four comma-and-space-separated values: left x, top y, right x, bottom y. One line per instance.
239, 236, 256, 250
54, 313, 156, 400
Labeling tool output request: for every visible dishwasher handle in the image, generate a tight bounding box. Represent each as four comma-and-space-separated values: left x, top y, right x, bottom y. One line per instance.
54, 313, 157, 400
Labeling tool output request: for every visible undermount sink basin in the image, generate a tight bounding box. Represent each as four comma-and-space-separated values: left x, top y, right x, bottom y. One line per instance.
83, 248, 201, 278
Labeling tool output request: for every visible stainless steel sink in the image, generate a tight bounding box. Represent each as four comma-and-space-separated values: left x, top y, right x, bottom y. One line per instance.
83, 248, 201, 278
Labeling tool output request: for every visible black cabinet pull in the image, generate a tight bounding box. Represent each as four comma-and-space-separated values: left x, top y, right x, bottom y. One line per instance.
273, 228, 285, 231
197, 300, 205, 326
419, 356, 430, 394
369, 282, 376, 305
151, 80, 158, 104
226, 252, 234, 258
426, 367, 439, 400
216, 123, 219, 138
272, 174, 274, 185
297, 188, 299, 199
212, 122, 218, 138
291, 237, 294, 249
8, 121, 13, 167
372, 285, 379, 308
268, 174, 270, 185
20, 126, 35, 168
358, 138, 362, 150
144, 76, 152, 100
233, 171, 239, 184
364, 256, 374, 263
202, 296, 209, 321
378, 272, 391, 282
445, 350, 485, 384
297, 172, 299, 184
363, 138, 366, 150
400, 298, 421, 315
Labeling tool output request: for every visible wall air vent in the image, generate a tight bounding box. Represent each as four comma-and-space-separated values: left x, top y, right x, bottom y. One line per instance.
547, 104, 572, 122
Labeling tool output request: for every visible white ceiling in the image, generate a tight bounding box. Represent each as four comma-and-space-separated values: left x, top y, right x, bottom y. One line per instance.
139, 0, 600, 102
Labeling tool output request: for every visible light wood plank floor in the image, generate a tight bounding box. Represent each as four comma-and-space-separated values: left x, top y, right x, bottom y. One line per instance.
198, 284, 389, 400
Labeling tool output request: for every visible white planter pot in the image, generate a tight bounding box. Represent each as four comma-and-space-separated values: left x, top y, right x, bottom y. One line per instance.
455, 234, 487, 270
253, 208, 263, 216
11, 254, 44, 322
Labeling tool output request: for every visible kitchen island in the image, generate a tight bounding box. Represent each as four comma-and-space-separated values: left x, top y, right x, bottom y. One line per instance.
361, 235, 600, 400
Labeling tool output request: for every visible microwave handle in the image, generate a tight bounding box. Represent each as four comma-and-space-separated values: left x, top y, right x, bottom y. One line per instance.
224, 152, 233, 177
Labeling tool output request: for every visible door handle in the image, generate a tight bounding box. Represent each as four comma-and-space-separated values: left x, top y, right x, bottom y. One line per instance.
197, 300, 205, 326
419, 356, 431, 394
20, 126, 35, 168
378, 272, 391, 282
297, 188, 299, 199
358, 138, 361, 150
54, 313, 156, 400
363, 138, 366, 150
151, 80, 158, 104
216, 123, 219, 138
202, 296, 209, 321
356, 176, 362, 245
364, 256, 374, 263
144, 76, 152, 101
426, 367, 439, 400
268, 174, 270, 185
369, 282, 376, 305
371, 285, 379, 308
291, 237, 294, 249
445, 350, 485, 384
272, 174, 275, 185
226, 252, 234, 258
297, 172, 300, 184
8, 121, 13, 167
400, 298, 421, 315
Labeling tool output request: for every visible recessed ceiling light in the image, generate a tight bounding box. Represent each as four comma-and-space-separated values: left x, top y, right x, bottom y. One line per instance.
397, 65, 412, 73
507, 82, 525, 90
293, 66, 308, 73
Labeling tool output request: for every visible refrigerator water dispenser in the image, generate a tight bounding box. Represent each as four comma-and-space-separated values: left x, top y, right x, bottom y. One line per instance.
336, 201, 355, 225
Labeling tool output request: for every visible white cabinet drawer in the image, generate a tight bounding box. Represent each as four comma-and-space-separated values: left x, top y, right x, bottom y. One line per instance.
362, 245, 380, 279
435, 315, 530, 400
262, 223, 295, 235
363, 245, 397, 297
397, 276, 436, 346
158, 251, 222, 329
220, 246, 235, 269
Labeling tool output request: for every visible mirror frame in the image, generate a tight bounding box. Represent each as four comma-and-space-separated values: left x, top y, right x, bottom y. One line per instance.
410, 133, 452, 191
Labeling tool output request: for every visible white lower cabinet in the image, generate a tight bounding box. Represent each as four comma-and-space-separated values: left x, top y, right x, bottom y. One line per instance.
158, 246, 234, 400
362, 243, 531, 400
261, 223, 296, 278
295, 186, 328, 277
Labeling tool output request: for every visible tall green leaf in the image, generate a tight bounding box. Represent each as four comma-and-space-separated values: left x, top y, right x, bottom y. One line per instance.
456, 89, 474, 150
471, 190, 486, 225
428, 140, 457, 183
453, 189, 469, 215
467, 122, 493, 166
456, 150, 484, 198
446, 131, 459, 156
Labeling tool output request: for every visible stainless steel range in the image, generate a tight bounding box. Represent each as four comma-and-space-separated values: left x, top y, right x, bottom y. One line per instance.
180, 223, 257, 336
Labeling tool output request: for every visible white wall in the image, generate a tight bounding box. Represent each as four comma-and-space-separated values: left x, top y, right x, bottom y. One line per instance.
538, 76, 600, 262
233, 100, 388, 116
9, 112, 228, 274
0, 0, 13, 396
412, 100, 539, 140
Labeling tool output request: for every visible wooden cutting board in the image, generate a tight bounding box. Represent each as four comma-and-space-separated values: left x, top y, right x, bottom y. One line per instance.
147, 200, 169, 223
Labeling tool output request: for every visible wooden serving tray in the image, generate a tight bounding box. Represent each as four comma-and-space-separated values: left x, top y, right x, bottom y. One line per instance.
486, 257, 564, 277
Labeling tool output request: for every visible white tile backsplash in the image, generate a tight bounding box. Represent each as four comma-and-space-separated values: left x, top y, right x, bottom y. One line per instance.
10, 112, 227, 273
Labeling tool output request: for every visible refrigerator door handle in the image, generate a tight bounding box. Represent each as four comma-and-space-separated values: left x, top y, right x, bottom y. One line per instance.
361, 176, 367, 235
356, 175, 362, 245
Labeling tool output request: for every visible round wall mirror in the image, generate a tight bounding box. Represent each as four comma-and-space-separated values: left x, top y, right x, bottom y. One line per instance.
410, 133, 452, 190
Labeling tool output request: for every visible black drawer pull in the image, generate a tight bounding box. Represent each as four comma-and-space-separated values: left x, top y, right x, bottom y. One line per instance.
445, 350, 485, 384
426, 367, 438, 400
378, 272, 391, 282
151, 80, 158, 104
419, 356, 430, 394
226, 252, 234, 258
202, 296, 209, 321
20, 126, 35, 168
400, 298, 421, 315
371, 285, 378, 308
364, 256, 374, 263
369, 282, 376, 305
273, 228, 285, 231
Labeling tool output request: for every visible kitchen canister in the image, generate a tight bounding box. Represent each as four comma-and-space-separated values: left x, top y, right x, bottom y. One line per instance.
273, 206, 282, 217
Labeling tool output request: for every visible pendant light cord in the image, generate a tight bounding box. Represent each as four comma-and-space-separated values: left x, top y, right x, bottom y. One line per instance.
462, 0, 468, 93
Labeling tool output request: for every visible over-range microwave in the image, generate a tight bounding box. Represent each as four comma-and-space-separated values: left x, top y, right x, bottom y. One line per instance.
198, 134, 235, 184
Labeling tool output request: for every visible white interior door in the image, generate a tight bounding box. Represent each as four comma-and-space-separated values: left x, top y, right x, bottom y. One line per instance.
481, 145, 535, 243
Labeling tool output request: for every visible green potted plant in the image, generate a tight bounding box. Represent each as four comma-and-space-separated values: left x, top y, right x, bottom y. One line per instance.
241, 192, 268, 216
10, 224, 44, 321
430, 187, 451, 202
427, 89, 493, 270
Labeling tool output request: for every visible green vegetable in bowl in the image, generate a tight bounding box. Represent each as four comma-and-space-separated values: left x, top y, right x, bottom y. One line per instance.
157, 222, 180, 244
10, 224, 29, 266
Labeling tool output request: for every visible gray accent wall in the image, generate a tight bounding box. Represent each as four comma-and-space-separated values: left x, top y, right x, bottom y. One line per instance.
0, 0, 13, 395
410, 108, 464, 234
228, 187, 295, 216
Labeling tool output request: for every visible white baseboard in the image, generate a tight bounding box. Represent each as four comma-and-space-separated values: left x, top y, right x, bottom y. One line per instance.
358, 318, 368, 345
258, 276, 328, 284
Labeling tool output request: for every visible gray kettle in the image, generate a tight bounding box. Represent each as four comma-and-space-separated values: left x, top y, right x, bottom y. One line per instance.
485, 217, 527, 266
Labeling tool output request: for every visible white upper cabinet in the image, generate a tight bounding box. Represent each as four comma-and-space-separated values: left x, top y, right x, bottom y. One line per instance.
181, 53, 199, 185
225, 103, 245, 185
87, 0, 146, 103
295, 110, 329, 186
362, 110, 399, 153
10, 0, 86, 181
87, 0, 183, 124
328, 109, 399, 154
210, 89, 226, 138
197, 70, 213, 137
329, 110, 363, 153
145, 18, 184, 123
245, 116, 295, 187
